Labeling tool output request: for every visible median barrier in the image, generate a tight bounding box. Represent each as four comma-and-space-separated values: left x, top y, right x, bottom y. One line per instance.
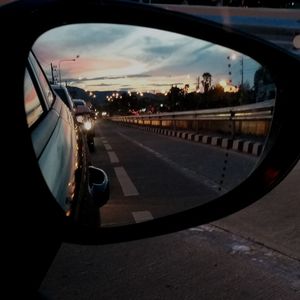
109, 101, 274, 156
112, 120, 264, 156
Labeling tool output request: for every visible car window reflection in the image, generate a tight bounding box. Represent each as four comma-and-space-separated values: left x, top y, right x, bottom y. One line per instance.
24, 69, 44, 127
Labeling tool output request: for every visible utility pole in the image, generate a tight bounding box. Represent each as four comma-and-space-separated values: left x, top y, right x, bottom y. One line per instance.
58, 55, 79, 85
227, 54, 244, 90
196, 76, 200, 92
50, 63, 55, 84
240, 55, 244, 87
227, 55, 233, 91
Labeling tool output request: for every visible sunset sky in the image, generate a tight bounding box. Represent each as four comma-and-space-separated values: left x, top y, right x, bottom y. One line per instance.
33, 23, 260, 93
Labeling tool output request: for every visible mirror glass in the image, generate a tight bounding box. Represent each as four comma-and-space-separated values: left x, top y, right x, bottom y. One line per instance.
26, 24, 276, 228
76, 115, 84, 123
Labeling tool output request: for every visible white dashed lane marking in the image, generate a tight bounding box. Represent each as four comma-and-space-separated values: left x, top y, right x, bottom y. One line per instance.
132, 211, 154, 223
114, 166, 139, 196
107, 151, 120, 164
117, 132, 223, 193
103, 143, 113, 151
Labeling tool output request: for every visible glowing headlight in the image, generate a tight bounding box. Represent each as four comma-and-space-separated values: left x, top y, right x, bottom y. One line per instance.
83, 120, 92, 130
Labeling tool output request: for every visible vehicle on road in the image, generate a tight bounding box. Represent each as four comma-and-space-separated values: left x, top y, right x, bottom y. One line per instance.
3, 0, 299, 297
72, 99, 96, 150
74, 103, 96, 151
25, 50, 109, 214
73, 98, 87, 108
51, 84, 75, 112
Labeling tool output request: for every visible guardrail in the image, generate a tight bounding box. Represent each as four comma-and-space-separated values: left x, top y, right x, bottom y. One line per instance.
110, 99, 274, 137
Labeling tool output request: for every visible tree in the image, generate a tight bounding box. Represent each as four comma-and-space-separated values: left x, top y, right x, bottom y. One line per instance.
254, 67, 273, 90
167, 86, 184, 111
201, 72, 212, 93
254, 66, 274, 102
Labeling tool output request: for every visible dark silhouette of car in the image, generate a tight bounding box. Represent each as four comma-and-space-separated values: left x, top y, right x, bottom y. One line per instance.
73, 98, 87, 107
25, 51, 109, 217
73, 99, 96, 150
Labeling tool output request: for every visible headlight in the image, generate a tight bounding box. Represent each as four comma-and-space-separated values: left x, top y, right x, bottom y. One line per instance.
83, 120, 92, 130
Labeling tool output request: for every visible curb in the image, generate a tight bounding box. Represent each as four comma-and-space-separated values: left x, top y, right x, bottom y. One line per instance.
117, 123, 264, 156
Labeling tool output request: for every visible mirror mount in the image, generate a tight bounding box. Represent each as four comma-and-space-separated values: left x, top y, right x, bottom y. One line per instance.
88, 166, 110, 208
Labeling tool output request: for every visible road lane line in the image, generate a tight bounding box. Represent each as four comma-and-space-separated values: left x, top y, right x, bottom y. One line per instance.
114, 166, 139, 196
132, 211, 153, 223
107, 151, 120, 164
118, 132, 225, 194
103, 143, 112, 151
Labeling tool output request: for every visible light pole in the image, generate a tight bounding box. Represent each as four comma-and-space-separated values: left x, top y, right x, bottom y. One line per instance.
58, 55, 79, 85
240, 55, 244, 87
50, 62, 56, 84
227, 53, 244, 89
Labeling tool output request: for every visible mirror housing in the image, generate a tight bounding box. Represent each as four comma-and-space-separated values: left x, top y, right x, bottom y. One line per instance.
88, 166, 110, 208
4, 0, 300, 244
6, 1, 300, 294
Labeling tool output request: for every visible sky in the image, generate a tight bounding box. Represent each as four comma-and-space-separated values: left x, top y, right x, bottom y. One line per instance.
33, 23, 261, 93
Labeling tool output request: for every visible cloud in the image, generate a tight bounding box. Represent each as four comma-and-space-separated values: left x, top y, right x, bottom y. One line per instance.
127, 74, 152, 78
87, 83, 118, 87
119, 87, 134, 91
34, 24, 134, 58
33, 23, 259, 92
65, 73, 152, 83
151, 82, 183, 87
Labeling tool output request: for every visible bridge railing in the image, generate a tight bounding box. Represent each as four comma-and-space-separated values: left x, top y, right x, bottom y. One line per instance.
109, 99, 274, 137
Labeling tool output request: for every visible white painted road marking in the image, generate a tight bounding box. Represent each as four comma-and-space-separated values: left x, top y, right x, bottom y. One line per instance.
107, 151, 120, 164
103, 143, 113, 151
132, 211, 153, 223
114, 166, 139, 196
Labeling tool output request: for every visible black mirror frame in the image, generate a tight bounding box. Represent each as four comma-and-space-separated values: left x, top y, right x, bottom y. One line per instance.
4, 0, 300, 246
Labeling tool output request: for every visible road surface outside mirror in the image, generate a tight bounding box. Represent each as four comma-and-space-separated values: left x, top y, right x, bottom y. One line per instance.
30, 24, 276, 228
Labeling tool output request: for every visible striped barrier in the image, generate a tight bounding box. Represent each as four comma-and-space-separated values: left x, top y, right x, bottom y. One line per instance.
115, 121, 264, 156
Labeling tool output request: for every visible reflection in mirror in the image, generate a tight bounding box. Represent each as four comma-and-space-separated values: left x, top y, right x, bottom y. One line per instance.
76, 115, 84, 123
27, 24, 276, 228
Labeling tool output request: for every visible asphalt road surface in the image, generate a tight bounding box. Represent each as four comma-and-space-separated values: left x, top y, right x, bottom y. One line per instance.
39, 120, 300, 299
89, 120, 258, 227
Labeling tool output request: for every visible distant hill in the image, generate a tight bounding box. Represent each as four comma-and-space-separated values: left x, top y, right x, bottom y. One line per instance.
93, 91, 115, 107
66, 86, 164, 110
66, 86, 115, 109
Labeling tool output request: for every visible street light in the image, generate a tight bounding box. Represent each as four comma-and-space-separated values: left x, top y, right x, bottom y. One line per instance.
227, 53, 244, 87
58, 55, 79, 85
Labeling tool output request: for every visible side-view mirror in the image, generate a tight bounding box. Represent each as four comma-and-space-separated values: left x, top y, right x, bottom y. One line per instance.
4, 1, 300, 294
88, 166, 110, 208
5, 0, 300, 243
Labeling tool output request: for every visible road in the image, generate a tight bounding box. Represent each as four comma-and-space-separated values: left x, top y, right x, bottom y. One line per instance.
158, 5, 300, 56
88, 120, 258, 227
39, 120, 300, 299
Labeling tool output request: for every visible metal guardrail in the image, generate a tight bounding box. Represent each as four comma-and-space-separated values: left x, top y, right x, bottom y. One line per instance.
111, 99, 274, 122
110, 100, 275, 137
